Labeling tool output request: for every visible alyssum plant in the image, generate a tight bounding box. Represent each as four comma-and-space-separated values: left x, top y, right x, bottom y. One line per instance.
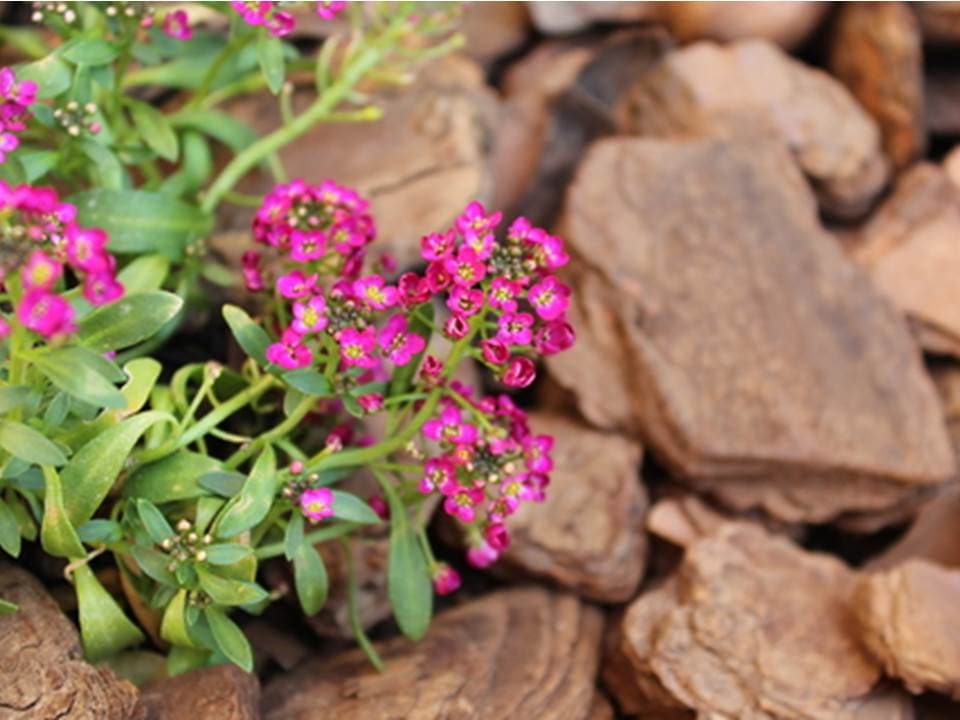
0, 1, 576, 675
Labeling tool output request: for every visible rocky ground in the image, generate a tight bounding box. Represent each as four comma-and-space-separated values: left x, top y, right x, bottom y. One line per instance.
8, 2, 960, 718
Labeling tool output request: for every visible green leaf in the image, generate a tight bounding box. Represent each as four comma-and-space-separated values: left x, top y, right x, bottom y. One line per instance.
342, 394, 364, 418
203, 543, 252, 566
198, 470, 246, 498
43, 391, 69, 427
71, 188, 212, 259
222, 305, 270, 366
204, 607, 253, 672
130, 544, 177, 586
0, 500, 22, 557
40, 466, 85, 558
330, 490, 381, 524
61, 411, 175, 527
63, 38, 120, 65
389, 302, 432, 398
77, 291, 183, 352
77, 518, 123, 545
0, 598, 17, 614
0, 386, 31, 414
196, 566, 267, 606
18, 149, 58, 183
16, 55, 71, 98
79, 139, 127, 190
382, 480, 432, 641
137, 499, 174, 544
124, 451, 220, 503
257, 34, 285, 94
283, 369, 331, 397
74, 564, 145, 662
120, 358, 163, 413
283, 512, 303, 562
160, 589, 198, 648
215, 446, 278, 538
116, 254, 170, 293
35, 347, 126, 409
128, 98, 179, 161
170, 110, 258, 153
0, 420, 67, 466
293, 543, 328, 615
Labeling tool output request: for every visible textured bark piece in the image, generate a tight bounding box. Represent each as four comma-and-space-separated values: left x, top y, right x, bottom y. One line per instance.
528, 1, 657, 35
0, 561, 140, 720
866, 485, 960, 571
138, 665, 260, 720
857, 560, 960, 697
851, 163, 960, 358
498, 413, 646, 603
915, 3, 960, 44
619, 40, 890, 219
659, 2, 828, 50
262, 587, 604, 719
462, 2, 529, 66
829, 2, 925, 171
603, 523, 914, 719
227, 54, 498, 268
547, 136, 954, 521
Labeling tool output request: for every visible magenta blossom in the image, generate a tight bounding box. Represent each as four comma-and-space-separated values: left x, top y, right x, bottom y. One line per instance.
529, 230, 570, 270
443, 484, 485, 523
421, 229, 456, 261
162, 9, 193, 39
276, 270, 318, 299
420, 457, 455, 494
528, 276, 570, 321
523, 435, 554, 473
291, 295, 328, 334
21, 250, 61, 291
66, 227, 111, 274
423, 405, 478, 445
502, 356, 536, 388
447, 286, 485, 317
420, 354, 444, 383
455, 201, 502, 254
354, 275, 398, 311
339, 326, 377, 368
316, 0, 346, 20
290, 231, 327, 262
485, 523, 510, 551
397, 272, 431, 307
378, 314, 425, 366
357, 393, 384, 413
444, 246, 487, 288
488, 277, 520, 312
300, 487, 334, 522
496, 312, 534, 346
481, 338, 510, 365
432, 563, 461, 596
425, 260, 452, 293
83, 273, 124, 306
266, 328, 313, 369
444, 314, 470, 340
534, 319, 575, 355
467, 541, 499, 568
17, 290, 74, 338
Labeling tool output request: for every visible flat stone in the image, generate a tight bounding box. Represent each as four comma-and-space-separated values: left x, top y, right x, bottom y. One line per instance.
603, 523, 914, 719
547, 136, 954, 521
829, 2, 925, 171
659, 2, 828, 50
915, 3, 960, 44
462, 2, 530, 66
528, 2, 658, 35
618, 40, 890, 219
498, 413, 646, 603
137, 665, 260, 720
0, 561, 140, 720
866, 484, 960, 571
927, 72, 960, 137
263, 587, 604, 719
857, 559, 960, 697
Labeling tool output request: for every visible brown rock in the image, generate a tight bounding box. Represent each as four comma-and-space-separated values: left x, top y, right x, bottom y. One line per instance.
926, 71, 960, 137
915, 3, 960, 44
857, 559, 960, 697
0, 561, 140, 720
851, 163, 960, 358
263, 587, 603, 719
138, 665, 260, 720
645, 495, 730, 549
587, 692, 616, 720
528, 1, 658, 35
462, 2, 529, 66
619, 40, 890, 219
603, 523, 914, 719
227, 54, 499, 268
660, 1, 828, 50
829, 2, 925, 171
547, 136, 953, 521
866, 485, 960, 571
498, 413, 646, 603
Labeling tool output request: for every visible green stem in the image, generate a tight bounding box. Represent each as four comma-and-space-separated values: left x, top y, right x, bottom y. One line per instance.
223, 394, 315, 470
254, 521, 358, 559
184, 36, 245, 111
344, 537, 384, 671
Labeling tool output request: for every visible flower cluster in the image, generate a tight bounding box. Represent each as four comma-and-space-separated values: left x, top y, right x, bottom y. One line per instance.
0, 182, 123, 338
0, 68, 36, 164
232, 0, 346, 37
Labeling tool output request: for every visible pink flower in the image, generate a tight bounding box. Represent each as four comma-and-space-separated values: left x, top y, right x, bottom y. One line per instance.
443, 314, 470, 340
83, 273, 124, 305
443, 484, 484, 522
455, 201, 502, 255
276, 270, 318, 299
241, 250, 265, 292
21, 250, 62, 291
66, 227, 111, 273
338, 326, 377, 368
420, 230, 456, 261
523, 435, 554, 473
266, 328, 313, 369
397, 272, 431, 307
501, 356, 536, 388
481, 338, 510, 365
423, 405, 478, 444
0, 317, 9, 338
533, 319, 575, 356
527, 276, 570, 321
17, 290, 74, 337
489, 277, 520, 312
268, 10, 296, 36
446, 286, 484, 317
378, 314, 425, 366
425, 260, 452, 293
316, 0, 346, 20
420, 354, 444, 383
432, 564, 461, 596
300, 487, 334, 522
354, 275, 398, 310
291, 295, 328, 334
496, 312, 534, 346
0, 132, 17, 163
356, 393, 384, 413
289, 460, 305, 475
485, 523, 510, 551
0, 67, 37, 107
162, 9, 193, 39
467, 541, 499, 568
529, 230, 570, 270
368, 493, 390, 520
420, 457, 455, 494
290, 231, 327, 262
444, 246, 486, 287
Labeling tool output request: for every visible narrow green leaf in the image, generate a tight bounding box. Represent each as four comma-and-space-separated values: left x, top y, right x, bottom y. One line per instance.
222, 305, 270, 365
0, 500, 22, 557
77, 291, 183, 351
381, 478, 432, 641
116, 254, 170, 293
137, 499, 174, 544
77, 518, 123, 545
63, 38, 120, 65
74, 564, 145, 661
0, 386, 31, 414
130, 544, 177, 586
160, 589, 198, 648
257, 34, 285, 94
282, 369, 331, 397
79, 139, 127, 190
205, 607, 253, 672
283, 512, 303, 562
123, 450, 220, 503
40, 466, 85, 558
330, 490, 381, 525
196, 566, 267, 606
203, 543, 252, 566
128, 98, 179, 161
0, 598, 17, 614
215, 446, 278, 538
18, 149, 58, 183
293, 542, 328, 615
35, 347, 126, 409
170, 109, 258, 153
43, 391, 69, 427
16, 55, 72, 98
0, 420, 67, 466
198, 470, 246, 498
120, 358, 163, 413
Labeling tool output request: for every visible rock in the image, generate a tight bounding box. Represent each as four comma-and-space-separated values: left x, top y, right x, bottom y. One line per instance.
866, 485, 960, 571
462, 2, 530, 66
927, 72, 960, 137
645, 495, 731, 548
498, 413, 646, 603
660, 1, 828, 50
137, 665, 260, 720
915, 3, 960, 44
850, 163, 960, 358
263, 587, 604, 719
619, 40, 890, 220
856, 559, 960, 697
547, 136, 954, 522
829, 2, 925, 171
587, 692, 616, 720
603, 523, 914, 719
227, 54, 499, 269
0, 561, 140, 720
914, 693, 960, 719
528, 2, 658, 35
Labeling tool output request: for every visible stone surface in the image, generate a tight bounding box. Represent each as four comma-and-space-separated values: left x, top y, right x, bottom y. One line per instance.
866, 484, 960, 571
227, 54, 499, 269
915, 3, 960, 44
829, 2, 925, 171
547, 136, 954, 521
645, 494, 731, 549
528, 2, 657, 35
137, 665, 260, 720
850, 163, 960, 358
498, 413, 646, 603
462, 2, 529, 66
619, 40, 890, 219
926, 71, 960, 137
857, 559, 960, 697
263, 587, 604, 719
660, 1, 828, 50
0, 561, 140, 720
603, 523, 914, 719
